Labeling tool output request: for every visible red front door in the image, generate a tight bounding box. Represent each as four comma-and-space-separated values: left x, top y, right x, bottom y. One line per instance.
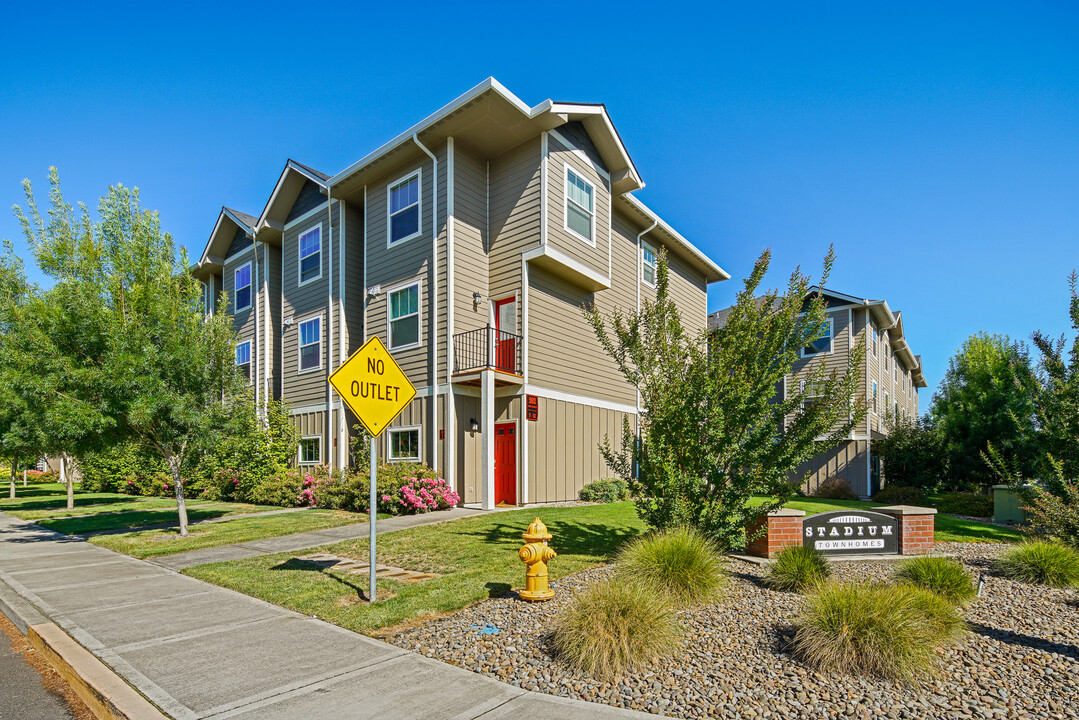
494, 297, 517, 373
494, 422, 517, 505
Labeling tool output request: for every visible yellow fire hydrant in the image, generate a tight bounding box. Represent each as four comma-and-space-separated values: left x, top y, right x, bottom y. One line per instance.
518, 518, 557, 602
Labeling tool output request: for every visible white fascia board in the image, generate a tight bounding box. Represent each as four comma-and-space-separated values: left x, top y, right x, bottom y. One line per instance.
623, 194, 730, 282
546, 103, 643, 189
256, 163, 328, 231
521, 245, 611, 291
330, 78, 531, 188
222, 208, 256, 234
806, 286, 868, 306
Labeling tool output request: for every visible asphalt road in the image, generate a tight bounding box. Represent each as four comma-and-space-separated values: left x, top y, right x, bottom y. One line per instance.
0, 617, 80, 720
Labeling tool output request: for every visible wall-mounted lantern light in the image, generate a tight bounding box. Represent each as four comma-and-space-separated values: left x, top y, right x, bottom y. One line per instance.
469, 417, 479, 432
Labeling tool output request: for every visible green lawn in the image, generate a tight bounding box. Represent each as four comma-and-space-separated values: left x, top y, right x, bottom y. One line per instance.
89, 509, 362, 558
184, 498, 1020, 635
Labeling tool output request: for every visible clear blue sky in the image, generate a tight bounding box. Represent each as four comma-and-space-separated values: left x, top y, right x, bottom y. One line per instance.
2, 1, 1076, 400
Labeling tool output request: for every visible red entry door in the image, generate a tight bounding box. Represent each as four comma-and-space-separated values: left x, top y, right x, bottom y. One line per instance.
494, 422, 517, 505
494, 297, 517, 372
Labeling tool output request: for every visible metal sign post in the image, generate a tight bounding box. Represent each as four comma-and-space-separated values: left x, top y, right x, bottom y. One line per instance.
328, 336, 417, 605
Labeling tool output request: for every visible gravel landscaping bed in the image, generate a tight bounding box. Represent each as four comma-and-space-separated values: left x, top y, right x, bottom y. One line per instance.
389, 543, 1079, 718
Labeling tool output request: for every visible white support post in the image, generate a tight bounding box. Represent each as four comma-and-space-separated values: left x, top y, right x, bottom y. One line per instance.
481, 369, 495, 510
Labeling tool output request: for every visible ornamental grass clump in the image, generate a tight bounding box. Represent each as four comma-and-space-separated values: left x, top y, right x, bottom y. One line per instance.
792, 582, 966, 682
763, 545, 831, 592
551, 580, 681, 679
893, 556, 977, 605
614, 527, 727, 605
995, 540, 1079, 588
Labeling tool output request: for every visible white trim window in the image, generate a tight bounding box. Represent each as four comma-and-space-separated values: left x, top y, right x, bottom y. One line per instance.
298, 316, 322, 372
871, 325, 878, 356
298, 436, 321, 465
641, 240, 658, 287
872, 380, 878, 413
235, 341, 251, 383
801, 317, 834, 357
884, 391, 890, 416
388, 282, 421, 349
298, 225, 322, 285
388, 426, 421, 462
564, 165, 595, 244
233, 262, 252, 312
388, 171, 421, 245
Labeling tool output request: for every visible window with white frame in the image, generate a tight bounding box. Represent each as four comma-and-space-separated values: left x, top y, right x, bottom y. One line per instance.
801, 317, 833, 357
234, 262, 252, 312
389, 282, 420, 349
871, 325, 878, 356
800, 379, 826, 414
235, 341, 251, 382
564, 166, 594, 243
298, 437, 321, 465
298, 316, 321, 371
388, 427, 420, 461
884, 391, 890, 415
388, 172, 421, 244
641, 241, 657, 286
298, 226, 321, 284
872, 380, 878, 413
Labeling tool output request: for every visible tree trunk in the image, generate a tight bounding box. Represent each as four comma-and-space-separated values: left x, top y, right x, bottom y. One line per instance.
9, 454, 16, 499
62, 454, 73, 510
166, 453, 189, 537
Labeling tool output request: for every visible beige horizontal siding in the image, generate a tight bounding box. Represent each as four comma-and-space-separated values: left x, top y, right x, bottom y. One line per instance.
545, 133, 611, 279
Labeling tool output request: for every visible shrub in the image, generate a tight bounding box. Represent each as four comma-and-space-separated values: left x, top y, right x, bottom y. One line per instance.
811, 476, 858, 501
764, 545, 831, 592
792, 582, 966, 682
995, 541, 1079, 587
579, 478, 631, 504
317, 469, 400, 515
1022, 474, 1079, 547
893, 557, 977, 604
872, 485, 926, 505
937, 491, 993, 517
252, 469, 306, 507
397, 476, 460, 513
551, 580, 681, 678
873, 416, 948, 493
615, 527, 726, 605
122, 471, 172, 497
78, 441, 166, 493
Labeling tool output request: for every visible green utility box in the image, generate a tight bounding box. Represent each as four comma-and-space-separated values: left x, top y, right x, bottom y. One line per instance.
993, 484, 1030, 525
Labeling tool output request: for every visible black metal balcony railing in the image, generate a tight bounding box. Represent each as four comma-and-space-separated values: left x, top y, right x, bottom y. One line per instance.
454, 326, 521, 375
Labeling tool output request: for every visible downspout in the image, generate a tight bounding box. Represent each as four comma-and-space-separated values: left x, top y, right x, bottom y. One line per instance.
325, 180, 335, 469
412, 133, 438, 473
252, 230, 260, 417
257, 230, 270, 421
339, 199, 347, 469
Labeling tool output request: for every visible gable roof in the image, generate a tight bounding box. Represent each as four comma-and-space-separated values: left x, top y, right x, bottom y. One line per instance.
192, 206, 258, 278
256, 159, 330, 238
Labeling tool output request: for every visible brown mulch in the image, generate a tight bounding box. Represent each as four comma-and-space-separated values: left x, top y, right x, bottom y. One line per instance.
0, 613, 94, 720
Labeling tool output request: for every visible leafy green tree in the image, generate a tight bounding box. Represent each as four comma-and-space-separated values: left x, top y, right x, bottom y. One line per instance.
587, 248, 865, 548
1031, 272, 1079, 479
930, 332, 1040, 490
873, 415, 948, 493
14, 169, 243, 532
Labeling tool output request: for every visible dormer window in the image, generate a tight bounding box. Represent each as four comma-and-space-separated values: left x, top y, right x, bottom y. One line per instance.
564, 166, 595, 244
234, 262, 252, 312
298, 226, 321, 285
388, 171, 421, 245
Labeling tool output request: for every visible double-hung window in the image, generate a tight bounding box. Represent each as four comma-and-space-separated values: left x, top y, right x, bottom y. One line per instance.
234, 262, 252, 312
389, 282, 420, 349
388, 427, 420, 461
298, 316, 321, 372
388, 172, 421, 244
642, 241, 658, 286
298, 437, 321, 465
564, 166, 594, 244
872, 381, 878, 413
871, 325, 878, 356
235, 341, 251, 382
298, 226, 321, 284
801, 317, 833, 357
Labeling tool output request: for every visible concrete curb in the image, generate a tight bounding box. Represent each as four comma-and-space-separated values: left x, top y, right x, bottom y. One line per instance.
27, 622, 171, 720
0, 576, 48, 634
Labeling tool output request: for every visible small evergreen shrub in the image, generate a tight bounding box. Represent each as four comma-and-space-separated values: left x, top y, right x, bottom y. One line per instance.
78, 441, 165, 493
995, 541, 1079, 587
615, 527, 726, 605
579, 478, 631, 504
792, 582, 966, 682
764, 545, 831, 592
811, 476, 859, 500
551, 580, 681, 678
252, 469, 306, 507
893, 556, 977, 604
937, 491, 993, 517
872, 485, 926, 505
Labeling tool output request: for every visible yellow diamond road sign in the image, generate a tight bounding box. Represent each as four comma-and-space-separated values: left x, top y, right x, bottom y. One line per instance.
328, 336, 417, 437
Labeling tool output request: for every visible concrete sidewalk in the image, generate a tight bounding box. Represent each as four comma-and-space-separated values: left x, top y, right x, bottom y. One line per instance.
0, 513, 653, 720
150, 506, 489, 570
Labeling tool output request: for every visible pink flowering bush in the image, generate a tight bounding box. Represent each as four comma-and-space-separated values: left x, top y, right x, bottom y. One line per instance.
398, 476, 461, 514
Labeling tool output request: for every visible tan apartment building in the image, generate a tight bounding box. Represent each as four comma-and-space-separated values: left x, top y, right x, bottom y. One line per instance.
192, 78, 729, 508
708, 288, 927, 498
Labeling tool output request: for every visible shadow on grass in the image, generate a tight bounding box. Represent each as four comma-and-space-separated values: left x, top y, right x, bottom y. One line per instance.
40, 507, 236, 536
271, 557, 372, 602
1, 495, 137, 512
457, 520, 643, 563
485, 581, 512, 598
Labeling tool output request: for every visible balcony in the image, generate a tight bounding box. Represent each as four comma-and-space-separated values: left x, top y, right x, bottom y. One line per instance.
452, 326, 523, 387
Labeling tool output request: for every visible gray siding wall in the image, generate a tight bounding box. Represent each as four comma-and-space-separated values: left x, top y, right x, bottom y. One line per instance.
343, 202, 364, 354
488, 138, 541, 313
452, 143, 490, 344
545, 131, 612, 279
287, 180, 327, 224
225, 227, 252, 259
794, 440, 870, 498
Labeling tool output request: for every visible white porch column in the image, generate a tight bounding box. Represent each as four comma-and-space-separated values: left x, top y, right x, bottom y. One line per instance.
481, 369, 495, 510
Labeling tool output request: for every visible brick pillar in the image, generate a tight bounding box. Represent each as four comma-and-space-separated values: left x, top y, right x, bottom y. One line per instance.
746, 508, 806, 558
877, 505, 937, 555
